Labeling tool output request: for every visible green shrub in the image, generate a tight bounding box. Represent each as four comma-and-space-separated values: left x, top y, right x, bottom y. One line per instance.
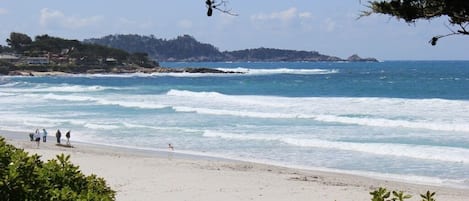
370, 187, 437, 201
0, 136, 115, 201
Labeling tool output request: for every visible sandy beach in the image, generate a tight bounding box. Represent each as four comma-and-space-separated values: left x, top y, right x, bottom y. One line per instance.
1, 131, 468, 201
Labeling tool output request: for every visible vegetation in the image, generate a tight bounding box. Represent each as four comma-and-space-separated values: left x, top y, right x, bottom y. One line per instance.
0, 32, 159, 74
369, 187, 437, 201
224, 47, 342, 62
0, 136, 115, 201
362, 0, 469, 45
85, 34, 225, 62
6, 32, 32, 52
86, 34, 377, 62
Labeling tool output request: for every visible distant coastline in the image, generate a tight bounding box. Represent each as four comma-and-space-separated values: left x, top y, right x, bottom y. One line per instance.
1, 32, 378, 76
85, 34, 379, 62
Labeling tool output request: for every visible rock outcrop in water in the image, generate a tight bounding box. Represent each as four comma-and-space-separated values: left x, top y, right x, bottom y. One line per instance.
347, 54, 379, 62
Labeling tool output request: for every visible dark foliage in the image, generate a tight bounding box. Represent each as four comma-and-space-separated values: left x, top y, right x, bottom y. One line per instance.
224, 48, 340, 62
5, 32, 157, 68
0, 137, 115, 200
85, 34, 224, 62
6, 32, 32, 52
85, 34, 358, 62
363, 0, 469, 45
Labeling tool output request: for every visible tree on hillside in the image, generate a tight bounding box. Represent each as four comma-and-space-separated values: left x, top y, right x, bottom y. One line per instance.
361, 0, 469, 45
6, 32, 32, 52
31, 34, 81, 53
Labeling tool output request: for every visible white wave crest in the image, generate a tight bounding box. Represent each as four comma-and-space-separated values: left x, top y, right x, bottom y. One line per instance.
314, 114, 469, 132
167, 89, 225, 98
166, 90, 469, 132
0, 92, 15, 96
216, 67, 339, 75
84, 123, 120, 130
283, 138, 469, 163
36, 93, 168, 109
173, 106, 469, 132
1, 84, 116, 93
203, 131, 469, 163
166, 89, 290, 108
203, 130, 281, 141
67, 68, 338, 77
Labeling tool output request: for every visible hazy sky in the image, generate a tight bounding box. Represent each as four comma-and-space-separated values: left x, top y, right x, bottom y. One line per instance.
0, 0, 467, 60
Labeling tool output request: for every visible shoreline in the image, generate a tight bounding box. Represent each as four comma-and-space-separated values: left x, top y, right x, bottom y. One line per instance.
1, 66, 244, 77
2, 129, 464, 189
2, 130, 468, 201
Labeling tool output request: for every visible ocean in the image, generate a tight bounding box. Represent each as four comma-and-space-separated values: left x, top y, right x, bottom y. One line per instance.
1, 61, 468, 188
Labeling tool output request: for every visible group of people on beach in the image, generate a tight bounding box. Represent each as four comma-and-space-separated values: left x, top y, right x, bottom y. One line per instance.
29, 128, 71, 148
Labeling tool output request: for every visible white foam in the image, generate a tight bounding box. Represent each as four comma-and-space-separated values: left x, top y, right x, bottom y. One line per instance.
167, 89, 225, 98
0, 92, 14, 96
32, 93, 168, 109
0, 81, 25, 87
41, 93, 98, 102
64, 68, 338, 77
202, 131, 469, 163
282, 138, 469, 163
216, 67, 339, 75
0, 84, 117, 93
70, 72, 236, 78
173, 106, 295, 118
167, 89, 290, 108
166, 90, 469, 132
203, 130, 281, 141
95, 99, 167, 109
314, 114, 469, 132
71, 73, 151, 78
150, 72, 238, 77
121, 123, 201, 133
84, 123, 120, 130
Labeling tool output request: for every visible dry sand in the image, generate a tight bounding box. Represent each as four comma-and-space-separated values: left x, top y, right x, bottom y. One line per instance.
2, 133, 468, 201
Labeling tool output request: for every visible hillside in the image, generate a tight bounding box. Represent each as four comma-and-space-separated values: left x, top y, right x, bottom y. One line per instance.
85, 35, 224, 62
223, 48, 341, 62
0, 32, 164, 75
85, 34, 378, 62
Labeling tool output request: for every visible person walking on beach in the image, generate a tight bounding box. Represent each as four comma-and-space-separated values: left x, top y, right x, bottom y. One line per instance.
29, 132, 34, 141
65, 130, 71, 145
42, 128, 48, 142
168, 143, 174, 151
34, 129, 41, 148
56, 129, 62, 144
167, 143, 174, 160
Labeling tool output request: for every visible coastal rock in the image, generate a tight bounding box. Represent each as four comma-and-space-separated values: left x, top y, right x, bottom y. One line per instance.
182, 67, 241, 74
347, 54, 378, 62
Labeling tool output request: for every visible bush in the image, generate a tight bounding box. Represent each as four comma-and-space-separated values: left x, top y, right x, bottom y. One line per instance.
0, 136, 115, 201
370, 187, 436, 201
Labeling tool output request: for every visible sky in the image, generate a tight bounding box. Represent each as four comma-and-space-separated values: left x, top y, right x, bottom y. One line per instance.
0, 0, 468, 60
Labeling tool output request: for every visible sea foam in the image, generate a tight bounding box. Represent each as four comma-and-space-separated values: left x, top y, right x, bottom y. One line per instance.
215, 67, 339, 75
203, 130, 469, 163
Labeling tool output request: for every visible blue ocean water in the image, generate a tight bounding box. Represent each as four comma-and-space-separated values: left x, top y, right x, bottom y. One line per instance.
1, 61, 469, 187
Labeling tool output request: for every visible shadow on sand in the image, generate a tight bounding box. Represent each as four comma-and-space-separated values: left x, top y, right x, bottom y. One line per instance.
56, 143, 74, 148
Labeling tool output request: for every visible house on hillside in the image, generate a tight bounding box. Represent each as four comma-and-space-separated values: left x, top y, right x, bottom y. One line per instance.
0, 54, 20, 63
26, 57, 49, 65
105, 57, 118, 65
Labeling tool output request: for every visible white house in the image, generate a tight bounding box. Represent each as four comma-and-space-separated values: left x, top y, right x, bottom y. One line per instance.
0, 54, 20, 62
26, 57, 49, 65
